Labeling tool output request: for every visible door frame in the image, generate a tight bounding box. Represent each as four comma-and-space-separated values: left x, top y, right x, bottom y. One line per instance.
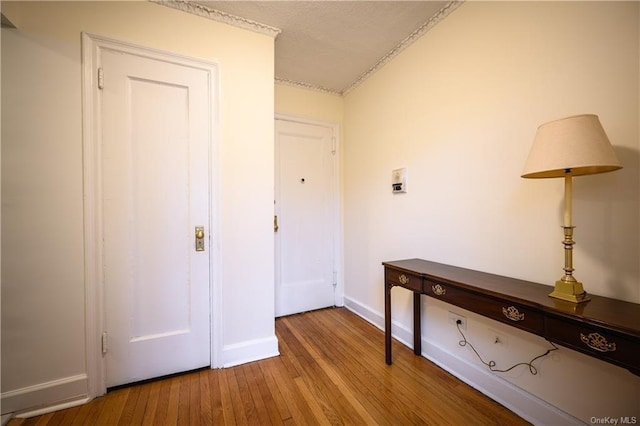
274, 114, 344, 309
81, 33, 222, 398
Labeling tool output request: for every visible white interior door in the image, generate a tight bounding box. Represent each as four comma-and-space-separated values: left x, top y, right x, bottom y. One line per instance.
101, 48, 211, 388
275, 119, 336, 317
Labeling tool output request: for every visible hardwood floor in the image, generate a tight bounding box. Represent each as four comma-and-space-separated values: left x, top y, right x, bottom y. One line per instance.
9, 308, 529, 425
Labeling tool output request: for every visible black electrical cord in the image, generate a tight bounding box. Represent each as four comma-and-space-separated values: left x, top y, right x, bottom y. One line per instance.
455, 320, 558, 375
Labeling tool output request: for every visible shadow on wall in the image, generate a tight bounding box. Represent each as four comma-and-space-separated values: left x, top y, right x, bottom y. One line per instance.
566, 146, 639, 302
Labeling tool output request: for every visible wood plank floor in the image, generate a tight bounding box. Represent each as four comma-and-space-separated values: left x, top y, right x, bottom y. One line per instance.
9, 307, 529, 425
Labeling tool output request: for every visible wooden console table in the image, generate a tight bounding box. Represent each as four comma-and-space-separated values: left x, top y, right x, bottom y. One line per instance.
383, 259, 640, 376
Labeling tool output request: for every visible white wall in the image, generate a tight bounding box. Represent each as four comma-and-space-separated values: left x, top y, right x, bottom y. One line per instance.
1, 0, 276, 414
343, 1, 639, 424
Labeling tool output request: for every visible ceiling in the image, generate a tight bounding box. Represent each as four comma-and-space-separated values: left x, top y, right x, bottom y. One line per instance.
191, 1, 457, 94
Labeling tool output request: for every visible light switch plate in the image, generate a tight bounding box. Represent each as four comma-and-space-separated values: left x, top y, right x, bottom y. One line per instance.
392, 168, 407, 193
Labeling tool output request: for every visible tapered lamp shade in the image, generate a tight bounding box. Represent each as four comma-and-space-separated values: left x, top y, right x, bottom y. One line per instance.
522, 114, 622, 178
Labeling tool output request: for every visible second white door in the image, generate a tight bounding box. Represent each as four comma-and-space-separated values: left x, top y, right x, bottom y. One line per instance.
100, 47, 212, 388
275, 119, 336, 317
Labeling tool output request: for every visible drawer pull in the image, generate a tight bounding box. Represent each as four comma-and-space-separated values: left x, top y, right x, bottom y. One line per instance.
502, 306, 525, 322
398, 274, 409, 285
580, 332, 617, 353
432, 284, 446, 296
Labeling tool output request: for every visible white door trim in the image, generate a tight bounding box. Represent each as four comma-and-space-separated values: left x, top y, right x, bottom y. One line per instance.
82, 33, 222, 398
274, 114, 343, 308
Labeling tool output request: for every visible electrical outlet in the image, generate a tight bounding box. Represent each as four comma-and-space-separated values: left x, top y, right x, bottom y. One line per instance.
490, 329, 508, 348
448, 312, 466, 330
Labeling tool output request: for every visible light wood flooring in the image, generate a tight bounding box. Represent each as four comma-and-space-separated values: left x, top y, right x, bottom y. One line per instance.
9, 307, 529, 425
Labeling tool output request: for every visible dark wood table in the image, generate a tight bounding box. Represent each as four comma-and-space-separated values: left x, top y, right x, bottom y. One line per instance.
383, 259, 640, 376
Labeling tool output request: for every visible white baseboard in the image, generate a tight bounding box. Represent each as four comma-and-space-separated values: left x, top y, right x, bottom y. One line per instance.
13, 397, 91, 419
343, 295, 414, 347
343, 296, 581, 426
2, 335, 280, 417
1, 374, 88, 416
222, 335, 280, 368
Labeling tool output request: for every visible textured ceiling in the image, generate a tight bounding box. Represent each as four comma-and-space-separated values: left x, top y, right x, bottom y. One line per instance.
193, 1, 452, 94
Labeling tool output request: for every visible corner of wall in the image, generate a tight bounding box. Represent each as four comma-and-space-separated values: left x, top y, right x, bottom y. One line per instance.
222, 335, 280, 368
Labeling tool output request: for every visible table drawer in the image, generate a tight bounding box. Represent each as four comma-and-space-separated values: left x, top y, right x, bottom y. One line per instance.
385, 269, 422, 292
545, 317, 640, 372
424, 279, 544, 334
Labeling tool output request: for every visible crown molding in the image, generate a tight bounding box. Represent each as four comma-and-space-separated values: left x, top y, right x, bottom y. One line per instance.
342, 0, 464, 95
275, 78, 343, 96
151, 0, 282, 38
155, 0, 463, 96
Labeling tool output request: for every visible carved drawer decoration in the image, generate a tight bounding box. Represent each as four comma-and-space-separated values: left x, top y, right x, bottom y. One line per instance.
580, 332, 617, 353
502, 306, 525, 322
385, 269, 422, 292
431, 284, 446, 296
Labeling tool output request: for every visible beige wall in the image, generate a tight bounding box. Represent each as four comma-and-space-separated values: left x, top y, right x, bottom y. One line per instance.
343, 1, 639, 423
1, 0, 275, 412
275, 83, 344, 125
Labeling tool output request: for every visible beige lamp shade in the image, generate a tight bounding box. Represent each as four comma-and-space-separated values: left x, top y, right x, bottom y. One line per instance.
522, 114, 622, 178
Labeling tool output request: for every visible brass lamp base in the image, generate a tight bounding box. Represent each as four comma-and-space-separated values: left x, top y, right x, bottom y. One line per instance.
549, 279, 591, 303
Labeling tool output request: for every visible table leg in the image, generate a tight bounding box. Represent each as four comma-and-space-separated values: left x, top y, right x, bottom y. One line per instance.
385, 282, 392, 365
413, 292, 421, 356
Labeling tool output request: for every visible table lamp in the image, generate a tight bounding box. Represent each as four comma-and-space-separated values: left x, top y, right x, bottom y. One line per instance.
521, 114, 622, 303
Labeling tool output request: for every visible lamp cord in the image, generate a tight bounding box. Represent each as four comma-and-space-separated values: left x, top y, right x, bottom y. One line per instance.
456, 321, 558, 375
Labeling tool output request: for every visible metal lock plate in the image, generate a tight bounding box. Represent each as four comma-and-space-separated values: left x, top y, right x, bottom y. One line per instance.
195, 226, 205, 251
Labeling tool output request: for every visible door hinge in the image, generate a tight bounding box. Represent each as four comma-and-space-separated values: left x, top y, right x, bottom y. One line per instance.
98, 68, 104, 90
101, 332, 108, 354
333, 270, 338, 287
331, 136, 337, 155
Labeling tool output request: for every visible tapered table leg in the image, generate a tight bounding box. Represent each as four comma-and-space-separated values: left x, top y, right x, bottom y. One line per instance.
413, 292, 421, 356
385, 282, 392, 364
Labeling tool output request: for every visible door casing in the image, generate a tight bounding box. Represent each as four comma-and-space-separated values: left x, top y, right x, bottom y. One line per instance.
274, 114, 343, 313
82, 33, 222, 398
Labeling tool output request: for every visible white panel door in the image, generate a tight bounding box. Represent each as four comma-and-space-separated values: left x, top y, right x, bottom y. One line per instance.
101, 49, 211, 388
275, 120, 335, 317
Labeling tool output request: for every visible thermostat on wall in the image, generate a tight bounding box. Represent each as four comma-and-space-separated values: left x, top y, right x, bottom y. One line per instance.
392, 168, 407, 193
